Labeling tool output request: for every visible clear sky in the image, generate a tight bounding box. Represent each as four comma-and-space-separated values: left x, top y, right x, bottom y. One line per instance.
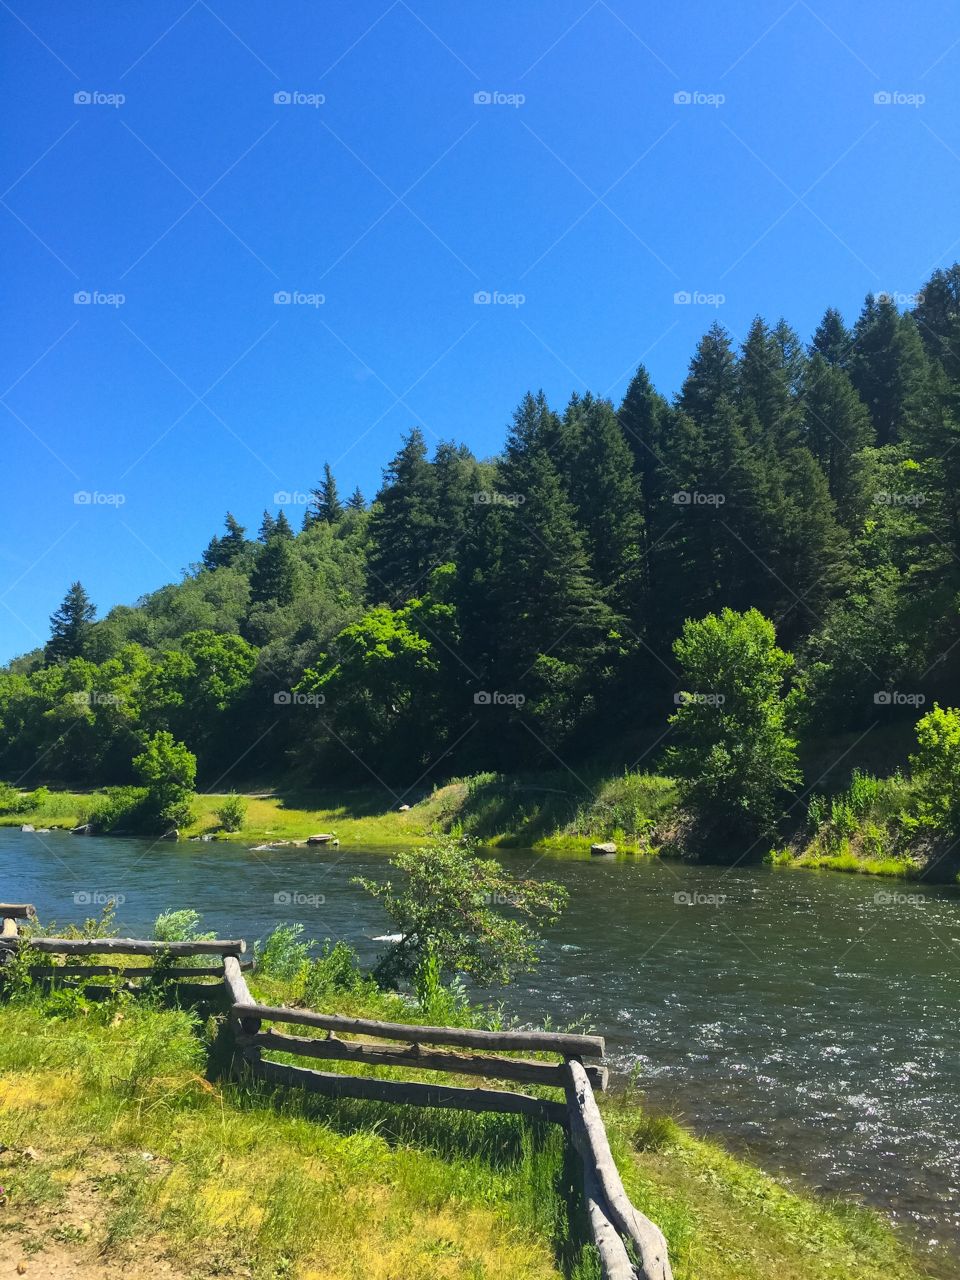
2, 0, 959, 662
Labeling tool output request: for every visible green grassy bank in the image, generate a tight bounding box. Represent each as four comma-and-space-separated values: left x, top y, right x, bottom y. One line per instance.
0, 959, 939, 1280
2, 766, 956, 882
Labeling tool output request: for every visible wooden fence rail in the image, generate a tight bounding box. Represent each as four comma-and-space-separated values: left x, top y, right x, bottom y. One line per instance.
2, 903, 672, 1280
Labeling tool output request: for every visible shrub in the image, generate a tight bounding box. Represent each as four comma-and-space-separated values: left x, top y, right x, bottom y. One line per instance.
0, 781, 20, 814
255, 923, 311, 981
154, 908, 214, 943
302, 941, 373, 1005
911, 704, 960, 835
87, 786, 149, 833
215, 792, 247, 832
133, 731, 196, 832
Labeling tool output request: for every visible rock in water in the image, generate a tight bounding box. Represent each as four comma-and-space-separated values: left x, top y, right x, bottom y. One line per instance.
590, 842, 617, 856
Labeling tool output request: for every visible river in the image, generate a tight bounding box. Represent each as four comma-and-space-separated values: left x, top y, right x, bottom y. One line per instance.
2, 828, 960, 1264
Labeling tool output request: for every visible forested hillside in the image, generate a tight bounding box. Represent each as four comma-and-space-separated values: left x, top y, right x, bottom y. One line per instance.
4, 267, 960, 791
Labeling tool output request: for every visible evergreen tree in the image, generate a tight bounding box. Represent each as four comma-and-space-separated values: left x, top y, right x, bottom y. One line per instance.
738, 316, 802, 451
914, 265, 960, 381
258, 510, 276, 542
811, 307, 852, 366
562, 393, 644, 624
849, 295, 928, 445
202, 513, 248, 570
346, 486, 366, 511
306, 462, 344, 527
250, 535, 300, 606
679, 323, 738, 425
45, 582, 96, 664
274, 509, 294, 539
801, 354, 872, 520
368, 428, 439, 600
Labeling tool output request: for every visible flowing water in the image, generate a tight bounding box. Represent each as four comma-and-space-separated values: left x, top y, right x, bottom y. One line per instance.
3, 828, 960, 1262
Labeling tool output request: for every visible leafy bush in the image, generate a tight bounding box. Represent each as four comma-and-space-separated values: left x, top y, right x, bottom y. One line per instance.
87, 786, 150, 833
911, 704, 960, 835
255, 923, 311, 980
133, 731, 196, 831
355, 834, 567, 989
0, 781, 21, 814
154, 908, 214, 943
215, 792, 247, 832
302, 940, 373, 1005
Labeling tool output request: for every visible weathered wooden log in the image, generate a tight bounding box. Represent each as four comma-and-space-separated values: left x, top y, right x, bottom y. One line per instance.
223, 954, 261, 1037
582, 1157, 637, 1280
28, 962, 250, 979
239, 1004, 605, 1057
565, 1059, 673, 1280
0, 936, 246, 956
0, 904, 35, 919
243, 1027, 608, 1089
2, 918, 18, 939
247, 1053, 568, 1125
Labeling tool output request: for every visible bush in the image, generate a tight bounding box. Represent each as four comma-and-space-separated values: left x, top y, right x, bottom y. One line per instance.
20, 786, 51, 813
302, 941, 373, 1005
255, 923, 311, 980
87, 786, 150, 833
154, 908, 214, 943
215, 792, 247, 832
911, 704, 960, 835
0, 781, 20, 814
133, 731, 196, 832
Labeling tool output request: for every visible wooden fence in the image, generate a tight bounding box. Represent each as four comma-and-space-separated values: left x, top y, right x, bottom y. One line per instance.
0, 902, 672, 1280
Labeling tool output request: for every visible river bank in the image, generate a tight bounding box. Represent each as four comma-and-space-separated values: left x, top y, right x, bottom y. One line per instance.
2, 768, 955, 882
0, 945, 938, 1280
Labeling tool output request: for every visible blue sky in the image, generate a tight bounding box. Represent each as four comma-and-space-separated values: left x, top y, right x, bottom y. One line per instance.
2, 0, 959, 662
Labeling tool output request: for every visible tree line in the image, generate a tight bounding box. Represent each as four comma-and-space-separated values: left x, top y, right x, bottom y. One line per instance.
3, 265, 959, 803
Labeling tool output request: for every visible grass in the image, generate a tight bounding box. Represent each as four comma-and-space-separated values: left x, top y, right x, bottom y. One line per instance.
0, 958, 943, 1280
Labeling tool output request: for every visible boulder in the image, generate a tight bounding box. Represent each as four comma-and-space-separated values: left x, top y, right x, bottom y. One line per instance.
70, 823, 92, 835
398, 804, 411, 812
20, 824, 35, 832
590, 842, 617, 857
306, 833, 336, 844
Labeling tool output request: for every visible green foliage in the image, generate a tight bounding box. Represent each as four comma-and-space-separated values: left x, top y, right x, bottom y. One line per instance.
153, 908, 214, 942
254, 922, 311, 980
355, 834, 568, 988
302, 940, 375, 1005
0, 780, 21, 813
911, 703, 960, 834
215, 791, 247, 832
667, 608, 801, 839
132, 731, 196, 831
87, 784, 150, 833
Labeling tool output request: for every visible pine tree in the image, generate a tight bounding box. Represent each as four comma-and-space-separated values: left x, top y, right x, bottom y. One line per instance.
849, 295, 928, 445
250, 536, 300, 606
346, 486, 366, 511
45, 581, 96, 664
258, 510, 276, 542
811, 307, 852, 367
274, 508, 294, 539
738, 316, 802, 452
562, 393, 644, 624
914, 266, 960, 381
368, 428, 440, 601
801, 354, 872, 520
494, 394, 614, 684
679, 323, 738, 425
306, 463, 344, 527
202, 513, 248, 570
